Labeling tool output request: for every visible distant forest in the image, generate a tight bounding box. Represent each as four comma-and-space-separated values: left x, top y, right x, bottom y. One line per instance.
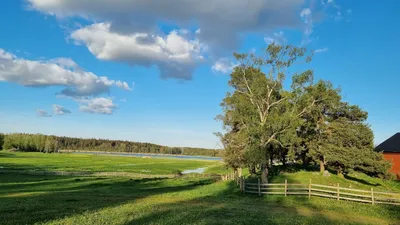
0, 133, 223, 157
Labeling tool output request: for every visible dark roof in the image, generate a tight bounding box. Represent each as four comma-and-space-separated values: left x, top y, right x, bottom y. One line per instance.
375, 133, 400, 153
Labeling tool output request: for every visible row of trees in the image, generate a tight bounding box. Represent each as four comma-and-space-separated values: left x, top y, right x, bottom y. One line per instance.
0, 133, 223, 157
217, 44, 390, 182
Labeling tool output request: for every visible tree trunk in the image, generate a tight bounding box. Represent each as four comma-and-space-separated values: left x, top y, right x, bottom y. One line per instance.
270, 153, 274, 167
249, 165, 256, 175
319, 158, 325, 173
261, 163, 268, 183
238, 168, 243, 177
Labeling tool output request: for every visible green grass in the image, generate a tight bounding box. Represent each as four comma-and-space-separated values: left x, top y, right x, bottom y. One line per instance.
1, 152, 399, 224
0, 152, 221, 175
268, 170, 400, 193
0, 173, 399, 225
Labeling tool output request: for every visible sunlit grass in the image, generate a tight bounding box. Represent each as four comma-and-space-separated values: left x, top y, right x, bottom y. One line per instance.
0, 152, 221, 175
0, 173, 398, 225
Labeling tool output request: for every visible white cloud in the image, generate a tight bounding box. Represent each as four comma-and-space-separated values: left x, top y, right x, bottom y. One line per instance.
212, 58, 237, 74
37, 109, 52, 117
52, 104, 71, 115
322, 0, 350, 21
71, 23, 206, 80
115, 80, 132, 91
78, 97, 116, 115
0, 48, 132, 97
119, 98, 127, 102
300, 8, 313, 45
314, 48, 329, 53
264, 31, 287, 45
28, 0, 305, 58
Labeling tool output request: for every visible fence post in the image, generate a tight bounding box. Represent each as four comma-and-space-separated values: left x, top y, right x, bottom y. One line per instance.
258, 178, 261, 196
337, 183, 340, 201
371, 188, 374, 205
308, 179, 311, 199
285, 179, 288, 197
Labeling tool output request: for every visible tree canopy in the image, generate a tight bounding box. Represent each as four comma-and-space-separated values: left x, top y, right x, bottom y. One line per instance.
1, 133, 223, 157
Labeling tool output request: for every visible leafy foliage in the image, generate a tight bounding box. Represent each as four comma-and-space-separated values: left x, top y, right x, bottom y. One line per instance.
0, 133, 4, 150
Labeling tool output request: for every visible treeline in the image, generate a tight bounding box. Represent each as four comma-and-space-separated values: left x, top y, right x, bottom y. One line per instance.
218, 44, 391, 181
0, 133, 223, 157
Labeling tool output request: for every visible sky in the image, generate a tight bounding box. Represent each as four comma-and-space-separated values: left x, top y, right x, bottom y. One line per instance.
0, 0, 399, 149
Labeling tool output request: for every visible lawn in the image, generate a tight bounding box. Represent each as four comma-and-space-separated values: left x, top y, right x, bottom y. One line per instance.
0, 173, 399, 225
0, 152, 220, 175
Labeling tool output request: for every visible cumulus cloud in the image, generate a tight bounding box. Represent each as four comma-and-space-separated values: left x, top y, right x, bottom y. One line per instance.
37, 109, 52, 117
28, 0, 306, 77
264, 31, 287, 45
0, 48, 132, 97
314, 48, 329, 53
28, 0, 303, 45
212, 58, 237, 74
70, 23, 206, 80
78, 97, 116, 115
52, 104, 71, 115
0, 48, 132, 115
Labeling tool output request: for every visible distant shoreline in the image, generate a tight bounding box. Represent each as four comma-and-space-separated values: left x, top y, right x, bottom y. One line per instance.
60, 150, 223, 161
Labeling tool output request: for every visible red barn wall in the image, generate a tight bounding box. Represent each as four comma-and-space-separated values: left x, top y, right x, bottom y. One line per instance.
383, 153, 400, 179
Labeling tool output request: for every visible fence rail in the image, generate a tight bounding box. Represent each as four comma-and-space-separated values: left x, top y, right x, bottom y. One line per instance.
226, 174, 400, 206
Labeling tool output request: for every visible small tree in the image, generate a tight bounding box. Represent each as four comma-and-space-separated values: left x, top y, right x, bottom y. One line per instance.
0, 133, 4, 150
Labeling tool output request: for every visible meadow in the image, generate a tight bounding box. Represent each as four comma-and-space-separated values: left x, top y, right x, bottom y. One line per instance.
0, 173, 399, 225
1, 151, 399, 225
0, 152, 221, 175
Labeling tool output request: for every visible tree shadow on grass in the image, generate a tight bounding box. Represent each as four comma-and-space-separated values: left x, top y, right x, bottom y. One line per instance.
125, 181, 400, 225
343, 174, 381, 187
1, 174, 398, 225
0, 174, 215, 225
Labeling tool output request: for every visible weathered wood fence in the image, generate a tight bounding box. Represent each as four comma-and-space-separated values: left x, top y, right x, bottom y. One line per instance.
222, 173, 400, 206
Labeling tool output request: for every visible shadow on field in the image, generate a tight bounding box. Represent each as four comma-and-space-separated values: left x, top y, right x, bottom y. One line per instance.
125, 181, 400, 225
1, 174, 399, 225
0, 174, 214, 225
344, 174, 381, 186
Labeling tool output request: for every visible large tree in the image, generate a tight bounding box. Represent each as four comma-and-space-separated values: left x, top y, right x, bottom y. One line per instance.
218, 44, 318, 183
218, 44, 390, 181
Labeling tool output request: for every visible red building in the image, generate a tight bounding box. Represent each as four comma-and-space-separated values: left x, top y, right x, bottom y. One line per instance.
375, 133, 400, 179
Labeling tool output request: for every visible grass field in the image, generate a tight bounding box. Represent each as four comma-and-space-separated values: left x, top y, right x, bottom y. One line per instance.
0, 152, 221, 175
1, 152, 399, 224
0, 173, 399, 225
268, 170, 400, 193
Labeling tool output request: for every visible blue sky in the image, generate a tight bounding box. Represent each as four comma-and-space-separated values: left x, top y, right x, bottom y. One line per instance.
0, 0, 399, 148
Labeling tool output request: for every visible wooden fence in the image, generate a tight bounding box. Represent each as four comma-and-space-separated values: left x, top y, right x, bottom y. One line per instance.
227, 174, 400, 206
